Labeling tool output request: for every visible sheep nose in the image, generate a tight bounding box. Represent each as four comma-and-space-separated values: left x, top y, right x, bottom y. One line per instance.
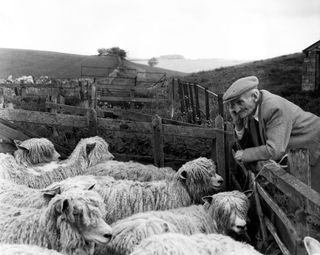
217, 179, 224, 184
237, 225, 247, 232
104, 233, 112, 239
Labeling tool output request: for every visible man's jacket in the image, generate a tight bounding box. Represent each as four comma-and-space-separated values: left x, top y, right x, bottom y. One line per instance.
239, 90, 320, 166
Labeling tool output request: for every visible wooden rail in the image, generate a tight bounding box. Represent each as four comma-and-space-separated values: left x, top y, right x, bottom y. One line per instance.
230, 149, 320, 255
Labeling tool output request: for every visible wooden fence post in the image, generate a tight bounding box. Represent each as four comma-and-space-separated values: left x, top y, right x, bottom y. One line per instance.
0, 88, 4, 109
218, 93, 224, 118
225, 122, 234, 189
183, 82, 191, 123
170, 79, 175, 119
152, 114, 164, 167
188, 83, 196, 123
215, 115, 226, 190
87, 81, 98, 136
205, 88, 210, 121
288, 148, 310, 255
193, 84, 201, 123
178, 80, 186, 116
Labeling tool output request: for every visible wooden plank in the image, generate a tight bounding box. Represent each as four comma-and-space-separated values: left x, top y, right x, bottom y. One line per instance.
163, 124, 216, 139
188, 83, 196, 123
98, 118, 152, 134
256, 182, 299, 244
205, 88, 210, 120
96, 84, 134, 90
98, 96, 167, 103
45, 102, 88, 115
250, 171, 268, 249
258, 161, 320, 216
152, 115, 164, 167
0, 83, 61, 89
215, 115, 225, 189
193, 84, 201, 123
288, 149, 311, 253
178, 79, 186, 114
218, 93, 224, 117
265, 217, 292, 255
0, 109, 87, 127
183, 83, 191, 122
0, 122, 31, 141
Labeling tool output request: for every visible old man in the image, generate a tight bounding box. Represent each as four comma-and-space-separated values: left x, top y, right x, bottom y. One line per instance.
224, 76, 320, 192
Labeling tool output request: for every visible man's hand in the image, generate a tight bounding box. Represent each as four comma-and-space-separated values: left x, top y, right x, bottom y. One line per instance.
229, 108, 244, 131
234, 150, 244, 161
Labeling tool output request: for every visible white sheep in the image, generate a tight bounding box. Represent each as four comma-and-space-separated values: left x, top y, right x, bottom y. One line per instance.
0, 176, 100, 209
84, 157, 217, 182
130, 232, 263, 255
95, 190, 249, 255
57, 157, 223, 224
0, 188, 112, 255
0, 244, 64, 255
0, 136, 114, 188
13, 138, 60, 167
304, 236, 320, 255
84, 160, 176, 181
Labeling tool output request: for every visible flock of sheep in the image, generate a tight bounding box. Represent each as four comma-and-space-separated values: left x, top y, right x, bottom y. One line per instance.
0, 136, 319, 255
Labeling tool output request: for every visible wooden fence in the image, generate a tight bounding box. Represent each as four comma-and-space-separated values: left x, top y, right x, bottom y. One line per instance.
172, 79, 224, 124
230, 148, 320, 255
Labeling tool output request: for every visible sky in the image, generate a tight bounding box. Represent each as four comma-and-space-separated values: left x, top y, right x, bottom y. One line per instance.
0, 0, 320, 60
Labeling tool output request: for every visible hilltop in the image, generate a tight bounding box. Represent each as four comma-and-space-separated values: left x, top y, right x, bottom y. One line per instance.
185, 53, 320, 116
0, 48, 185, 79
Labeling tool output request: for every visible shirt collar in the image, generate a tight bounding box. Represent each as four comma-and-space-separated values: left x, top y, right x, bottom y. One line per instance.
253, 105, 259, 121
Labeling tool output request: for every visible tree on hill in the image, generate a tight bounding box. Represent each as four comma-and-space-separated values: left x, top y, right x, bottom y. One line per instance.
148, 57, 158, 67
97, 47, 127, 59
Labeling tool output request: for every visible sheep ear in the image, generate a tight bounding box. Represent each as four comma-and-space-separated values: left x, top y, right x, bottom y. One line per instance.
86, 143, 96, 156
55, 198, 69, 214
179, 171, 187, 180
202, 195, 213, 204
41, 182, 61, 198
304, 236, 320, 255
14, 140, 28, 152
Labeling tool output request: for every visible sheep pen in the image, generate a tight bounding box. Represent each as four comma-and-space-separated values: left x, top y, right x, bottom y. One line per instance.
54, 157, 224, 224
0, 136, 114, 188
130, 232, 263, 255
95, 190, 249, 255
0, 188, 112, 255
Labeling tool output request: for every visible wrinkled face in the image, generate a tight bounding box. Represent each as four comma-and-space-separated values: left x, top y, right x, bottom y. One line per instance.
228, 92, 257, 119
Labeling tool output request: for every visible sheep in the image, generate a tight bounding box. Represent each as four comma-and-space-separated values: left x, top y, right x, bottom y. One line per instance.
0, 188, 112, 255
57, 157, 223, 224
0, 136, 114, 188
130, 232, 263, 255
304, 236, 320, 255
0, 176, 101, 209
95, 190, 249, 255
84, 160, 176, 181
84, 157, 217, 182
0, 244, 64, 255
13, 138, 60, 167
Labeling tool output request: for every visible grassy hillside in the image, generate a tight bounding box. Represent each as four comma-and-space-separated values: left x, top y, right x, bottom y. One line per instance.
185, 53, 320, 116
0, 48, 184, 79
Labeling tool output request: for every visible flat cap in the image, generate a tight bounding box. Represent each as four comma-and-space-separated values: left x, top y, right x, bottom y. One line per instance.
223, 76, 259, 103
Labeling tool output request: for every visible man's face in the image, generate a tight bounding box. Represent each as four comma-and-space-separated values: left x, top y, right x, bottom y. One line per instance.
228, 93, 257, 119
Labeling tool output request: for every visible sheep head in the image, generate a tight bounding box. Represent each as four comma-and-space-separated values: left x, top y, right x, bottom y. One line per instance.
203, 190, 249, 236
41, 188, 112, 254
14, 138, 60, 167
68, 136, 114, 168
176, 157, 224, 203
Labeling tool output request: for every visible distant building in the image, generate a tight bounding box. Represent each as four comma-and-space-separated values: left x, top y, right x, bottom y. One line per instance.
302, 40, 320, 91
